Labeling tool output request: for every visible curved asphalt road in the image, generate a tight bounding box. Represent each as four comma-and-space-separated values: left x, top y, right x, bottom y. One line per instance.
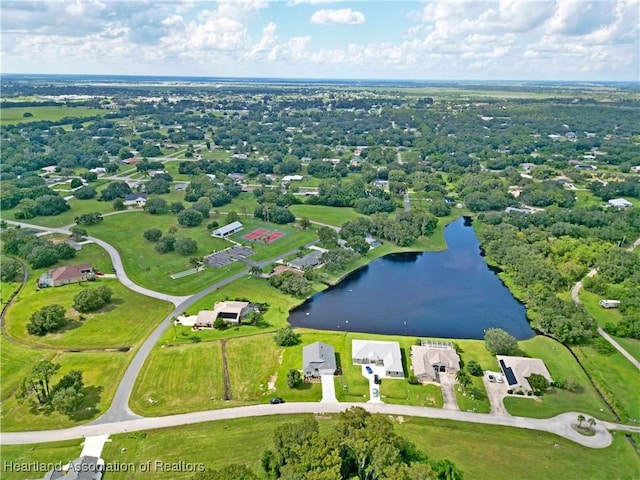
4, 402, 639, 449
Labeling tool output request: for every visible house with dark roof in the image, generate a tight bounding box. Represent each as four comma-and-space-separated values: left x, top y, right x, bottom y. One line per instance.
38, 264, 93, 288
302, 342, 337, 378
287, 251, 323, 270
123, 193, 147, 207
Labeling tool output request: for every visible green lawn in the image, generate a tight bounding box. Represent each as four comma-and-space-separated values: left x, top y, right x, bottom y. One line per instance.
84, 211, 246, 295
0, 335, 55, 402
161, 161, 192, 181
0, 106, 104, 126
131, 341, 227, 416
4, 415, 638, 480
215, 192, 260, 215
4, 278, 172, 349
289, 204, 363, 226
1, 350, 131, 431
573, 343, 640, 423
503, 336, 617, 421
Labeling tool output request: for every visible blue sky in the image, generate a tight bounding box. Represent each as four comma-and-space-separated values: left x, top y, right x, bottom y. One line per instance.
2, 0, 638, 81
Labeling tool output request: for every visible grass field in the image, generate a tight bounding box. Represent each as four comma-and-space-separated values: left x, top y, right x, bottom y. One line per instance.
4, 414, 638, 480
572, 343, 640, 423
131, 341, 227, 415
0, 335, 55, 402
84, 211, 246, 295
0, 106, 104, 126
5, 277, 172, 349
1, 349, 131, 431
289, 204, 363, 226
503, 336, 617, 421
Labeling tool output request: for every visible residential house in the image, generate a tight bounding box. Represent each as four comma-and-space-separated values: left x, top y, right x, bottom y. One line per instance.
352, 340, 404, 378
38, 264, 93, 288
287, 251, 323, 270
272, 265, 303, 277
505, 207, 535, 214
302, 342, 337, 378
123, 193, 147, 207
211, 221, 244, 238
608, 198, 633, 209
497, 355, 553, 394
41, 165, 57, 174
281, 175, 303, 183
410, 341, 460, 382
193, 301, 250, 328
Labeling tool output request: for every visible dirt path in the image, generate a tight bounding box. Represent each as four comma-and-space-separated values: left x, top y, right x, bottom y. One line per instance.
220, 340, 231, 401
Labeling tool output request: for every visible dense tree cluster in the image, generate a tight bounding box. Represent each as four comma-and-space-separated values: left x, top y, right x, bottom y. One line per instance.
2, 231, 76, 269
254, 205, 295, 224
260, 407, 461, 480
73, 286, 113, 313
270, 271, 313, 297
340, 210, 437, 247
17, 360, 85, 417
27, 304, 67, 336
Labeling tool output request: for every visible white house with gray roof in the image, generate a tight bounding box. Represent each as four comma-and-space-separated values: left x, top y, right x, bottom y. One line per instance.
302, 342, 337, 378
352, 340, 404, 378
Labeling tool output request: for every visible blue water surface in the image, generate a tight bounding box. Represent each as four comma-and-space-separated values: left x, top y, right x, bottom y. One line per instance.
289, 217, 534, 340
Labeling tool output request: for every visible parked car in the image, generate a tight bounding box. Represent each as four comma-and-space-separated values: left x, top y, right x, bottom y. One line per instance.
486, 373, 496, 382
374, 374, 380, 384
270, 397, 284, 404
365, 366, 373, 374
372, 388, 379, 398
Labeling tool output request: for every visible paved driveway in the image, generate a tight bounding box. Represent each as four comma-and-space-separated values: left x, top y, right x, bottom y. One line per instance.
320, 375, 337, 403
439, 373, 459, 410
484, 376, 509, 415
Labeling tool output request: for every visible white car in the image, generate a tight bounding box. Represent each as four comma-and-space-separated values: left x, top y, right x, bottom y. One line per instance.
372, 388, 379, 398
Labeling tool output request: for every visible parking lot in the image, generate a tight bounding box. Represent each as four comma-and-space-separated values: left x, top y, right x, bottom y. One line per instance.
205, 245, 254, 267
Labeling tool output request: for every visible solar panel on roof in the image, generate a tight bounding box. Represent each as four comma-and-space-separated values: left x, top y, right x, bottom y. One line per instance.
499, 359, 518, 386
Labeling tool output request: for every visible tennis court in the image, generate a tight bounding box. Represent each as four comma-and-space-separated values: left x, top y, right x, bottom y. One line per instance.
243, 228, 268, 240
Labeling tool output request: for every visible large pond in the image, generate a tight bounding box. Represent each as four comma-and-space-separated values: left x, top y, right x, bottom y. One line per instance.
289, 217, 534, 340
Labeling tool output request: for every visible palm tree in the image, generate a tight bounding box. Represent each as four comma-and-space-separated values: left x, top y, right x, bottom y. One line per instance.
577, 414, 586, 428
455, 370, 472, 391
431, 459, 464, 480
587, 417, 596, 430
249, 265, 263, 277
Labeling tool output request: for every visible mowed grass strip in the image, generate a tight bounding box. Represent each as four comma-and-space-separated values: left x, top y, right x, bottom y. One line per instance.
5, 278, 172, 349
1, 350, 131, 431
573, 343, 640, 423
0, 106, 104, 126
5, 414, 639, 480
504, 336, 617, 421
131, 342, 226, 416
226, 335, 283, 402
289, 204, 363, 226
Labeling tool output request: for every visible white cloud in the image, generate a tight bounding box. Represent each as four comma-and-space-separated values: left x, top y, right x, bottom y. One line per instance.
310, 8, 365, 25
